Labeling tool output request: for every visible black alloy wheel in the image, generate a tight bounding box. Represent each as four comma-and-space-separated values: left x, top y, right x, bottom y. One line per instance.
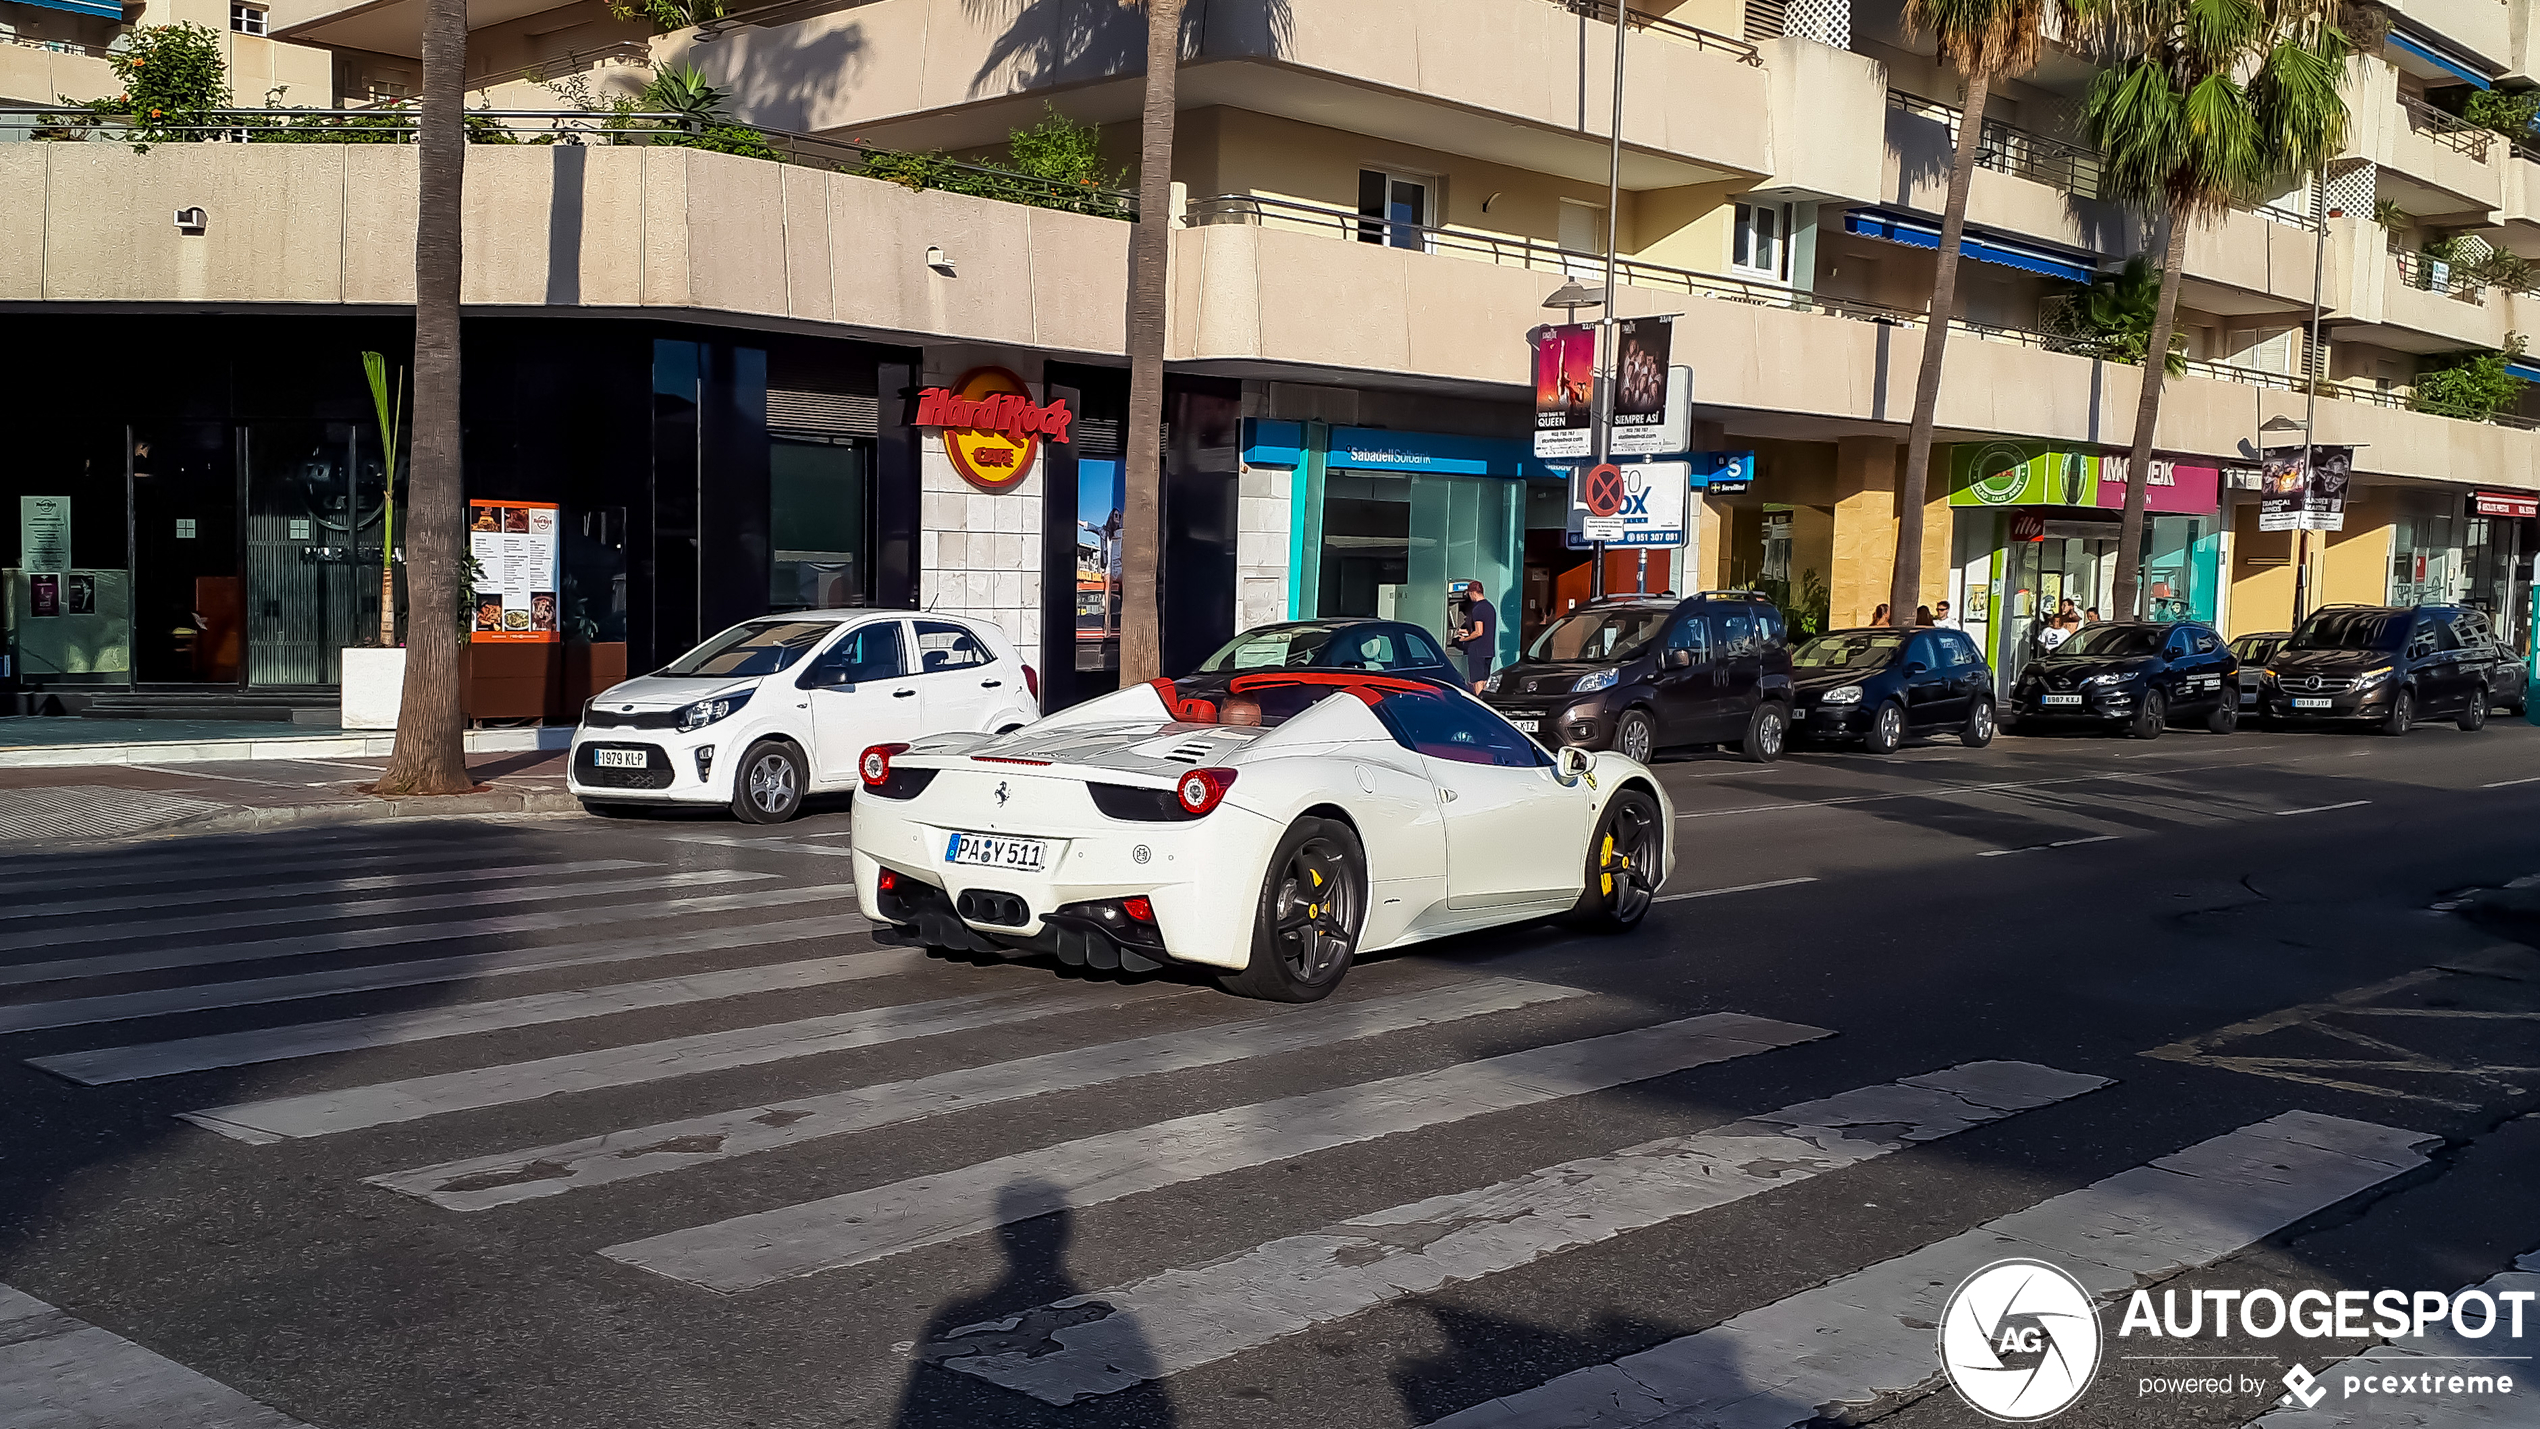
2459, 687, 2489, 732
1862, 701, 1905, 756
2380, 688, 2414, 737
1736, 702, 1788, 764
2128, 689, 2166, 740
1224, 817, 1365, 1003
1614, 708, 1657, 765
1569, 788, 1662, 932
2207, 699, 2239, 735
732, 739, 805, 824
1961, 697, 1996, 748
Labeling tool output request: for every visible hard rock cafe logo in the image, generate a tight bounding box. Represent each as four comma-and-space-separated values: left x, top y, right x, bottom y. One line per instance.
914, 367, 1074, 493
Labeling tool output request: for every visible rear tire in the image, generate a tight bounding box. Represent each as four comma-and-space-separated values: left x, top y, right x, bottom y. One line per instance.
1613, 708, 1656, 765
2128, 690, 2166, 740
1568, 788, 1663, 933
1961, 697, 1996, 749
2380, 688, 2414, 737
2459, 687, 2489, 732
1221, 818, 1364, 1003
1862, 700, 1904, 755
1733, 701, 1789, 763
2207, 700, 2239, 735
731, 739, 806, 824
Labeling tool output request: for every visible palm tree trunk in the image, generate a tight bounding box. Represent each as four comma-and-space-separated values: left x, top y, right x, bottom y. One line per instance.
374, 0, 471, 797
2110, 207, 2187, 621
1890, 74, 1991, 629
1116, 0, 1182, 685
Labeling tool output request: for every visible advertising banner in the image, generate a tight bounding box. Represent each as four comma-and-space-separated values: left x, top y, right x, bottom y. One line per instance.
2257, 446, 2351, 532
19, 496, 70, 573
2474, 490, 2539, 518
1608, 317, 1676, 455
2092, 456, 2221, 516
1532, 324, 1597, 459
1567, 460, 1691, 549
1951, 443, 2221, 514
468, 500, 562, 643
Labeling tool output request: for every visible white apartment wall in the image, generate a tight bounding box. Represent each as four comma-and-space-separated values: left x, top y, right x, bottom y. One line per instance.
918, 346, 1046, 676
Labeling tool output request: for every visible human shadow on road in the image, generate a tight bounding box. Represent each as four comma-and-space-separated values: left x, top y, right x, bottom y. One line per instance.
892, 1180, 1180, 1428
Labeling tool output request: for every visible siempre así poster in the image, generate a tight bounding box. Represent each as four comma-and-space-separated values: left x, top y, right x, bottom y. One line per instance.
1532, 323, 1597, 460
468, 500, 562, 643
1608, 316, 1675, 455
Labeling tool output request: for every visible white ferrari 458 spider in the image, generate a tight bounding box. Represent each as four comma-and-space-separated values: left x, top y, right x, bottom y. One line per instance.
849, 670, 1675, 1001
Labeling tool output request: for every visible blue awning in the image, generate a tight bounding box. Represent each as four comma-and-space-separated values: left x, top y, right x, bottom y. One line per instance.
2506, 358, 2540, 383
1844, 209, 2097, 284
2387, 29, 2492, 89
9, 0, 125, 18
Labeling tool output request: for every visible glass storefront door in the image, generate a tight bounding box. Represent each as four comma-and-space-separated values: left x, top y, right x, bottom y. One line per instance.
245, 422, 379, 687
768, 436, 872, 613
1307, 470, 1524, 669
129, 425, 241, 685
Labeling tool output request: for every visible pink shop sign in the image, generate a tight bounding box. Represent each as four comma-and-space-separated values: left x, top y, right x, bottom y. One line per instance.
2094, 456, 2221, 515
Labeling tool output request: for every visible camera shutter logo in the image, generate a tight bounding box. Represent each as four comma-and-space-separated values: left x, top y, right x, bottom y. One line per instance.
1938, 1258, 2103, 1421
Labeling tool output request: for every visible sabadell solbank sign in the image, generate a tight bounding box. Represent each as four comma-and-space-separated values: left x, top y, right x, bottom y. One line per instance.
1940, 1259, 2528, 1422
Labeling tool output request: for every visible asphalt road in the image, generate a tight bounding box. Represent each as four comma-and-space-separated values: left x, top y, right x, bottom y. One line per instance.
3, 715, 2538, 1429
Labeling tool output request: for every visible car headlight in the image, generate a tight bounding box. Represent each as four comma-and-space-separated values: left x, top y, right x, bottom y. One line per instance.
1821, 684, 1864, 705
1572, 669, 1619, 693
676, 688, 753, 731
2353, 665, 2394, 688
2083, 672, 2130, 686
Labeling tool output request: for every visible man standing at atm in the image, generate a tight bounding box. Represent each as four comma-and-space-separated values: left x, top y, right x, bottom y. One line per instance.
1450, 579, 1499, 692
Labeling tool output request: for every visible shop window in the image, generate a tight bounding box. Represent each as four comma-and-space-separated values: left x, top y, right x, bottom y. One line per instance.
1358, 169, 1435, 251
913, 619, 992, 671
769, 437, 869, 612
230, 2, 266, 34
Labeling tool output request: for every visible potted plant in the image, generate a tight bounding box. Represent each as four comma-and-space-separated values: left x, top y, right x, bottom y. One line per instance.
341, 351, 407, 730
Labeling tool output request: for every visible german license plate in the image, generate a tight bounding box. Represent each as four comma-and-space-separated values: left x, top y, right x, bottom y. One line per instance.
2293, 697, 2332, 710
593, 749, 647, 769
2041, 693, 2083, 706
946, 831, 1048, 872
1507, 717, 1540, 733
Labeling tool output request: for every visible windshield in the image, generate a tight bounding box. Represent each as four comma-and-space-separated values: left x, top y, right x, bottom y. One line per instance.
1793, 630, 1907, 672
2054, 625, 2164, 657
2291, 611, 2406, 652
1198, 625, 1347, 672
2231, 636, 2285, 661
1526, 607, 1670, 663
661, 619, 834, 678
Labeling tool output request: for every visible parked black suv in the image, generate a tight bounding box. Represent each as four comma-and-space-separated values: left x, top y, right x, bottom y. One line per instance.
2005, 620, 2240, 738
1481, 592, 1795, 763
2257, 604, 2502, 734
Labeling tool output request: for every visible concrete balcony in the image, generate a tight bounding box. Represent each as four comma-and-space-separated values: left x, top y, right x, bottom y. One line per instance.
656, 0, 1772, 190
2387, 0, 2512, 75
0, 141, 1129, 356
0, 34, 115, 109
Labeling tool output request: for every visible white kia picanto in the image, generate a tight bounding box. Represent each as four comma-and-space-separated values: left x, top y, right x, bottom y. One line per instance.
569, 610, 1041, 823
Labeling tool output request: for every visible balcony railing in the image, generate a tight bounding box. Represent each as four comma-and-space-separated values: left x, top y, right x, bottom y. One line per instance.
2398, 94, 2495, 161
1889, 90, 2105, 201
0, 108, 1139, 218
465, 40, 653, 95
1, 31, 117, 59
1556, 0, 1763, 64
2392, 249, 2490, 303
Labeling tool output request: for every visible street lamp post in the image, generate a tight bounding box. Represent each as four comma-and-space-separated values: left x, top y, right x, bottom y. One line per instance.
1591, 0, 1628, 601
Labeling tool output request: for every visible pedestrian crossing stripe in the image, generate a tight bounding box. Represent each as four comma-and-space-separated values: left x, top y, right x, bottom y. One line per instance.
932, 1060, 2113, 1403
0, 857, 652, 924
0, 1283, 311, 1429
1423, 1111, 2436, 1429
2241, 1249, 2539, 1428
600, 1012, 1832, 1293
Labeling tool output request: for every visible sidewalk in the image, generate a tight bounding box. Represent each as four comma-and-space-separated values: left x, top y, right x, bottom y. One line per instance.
0, 716, 572, 770
0, 749, 579, 845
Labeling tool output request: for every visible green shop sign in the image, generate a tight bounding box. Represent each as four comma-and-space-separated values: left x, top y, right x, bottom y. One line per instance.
1949, 442, 2098, 508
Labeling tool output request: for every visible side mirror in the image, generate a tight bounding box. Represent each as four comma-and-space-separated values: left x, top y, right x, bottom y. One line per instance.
1557, 746, 1594, 779
801, 666, 851, 689
1906, 661, 1928, 675
1663, 648, 1692, 670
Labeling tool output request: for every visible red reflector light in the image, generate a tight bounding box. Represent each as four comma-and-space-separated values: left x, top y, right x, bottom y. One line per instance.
859, 742, 909, 789
1024, 663, 1040, 700
1175, 767, 1238, 815
973, 756, 1052, 765
877, 868, 898, 891
1122, 895, 1155, 923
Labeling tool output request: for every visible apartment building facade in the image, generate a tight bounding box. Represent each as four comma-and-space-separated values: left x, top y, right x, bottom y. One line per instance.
7, 0, 2540, 711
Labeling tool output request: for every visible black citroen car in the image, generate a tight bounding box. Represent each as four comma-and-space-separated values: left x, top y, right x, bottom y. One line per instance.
2005, 620, 2240, 738
2256, 604, 2499, 734
1481, 592, 1796, 763
1789, 626, 1997, 753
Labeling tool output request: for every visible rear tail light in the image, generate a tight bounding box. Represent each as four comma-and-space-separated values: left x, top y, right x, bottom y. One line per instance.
1122, 895, 1155, 923
859, 742, 909, 789
877, 868, 898, 892
1023, 663, 1040, 700
1175, 767, 1238, 815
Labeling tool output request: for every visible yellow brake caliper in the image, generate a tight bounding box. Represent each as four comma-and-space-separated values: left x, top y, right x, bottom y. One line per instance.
1600, 833, 1625, 896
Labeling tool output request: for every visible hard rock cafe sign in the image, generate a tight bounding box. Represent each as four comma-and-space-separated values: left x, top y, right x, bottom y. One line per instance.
913, 367, 1074, 492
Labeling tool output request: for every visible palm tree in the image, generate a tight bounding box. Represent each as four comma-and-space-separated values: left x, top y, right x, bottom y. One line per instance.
372, 0, 473, 796
1888, 0, 2048, 629
1115, 0, 1182, 684
2079, 0, 2349, 617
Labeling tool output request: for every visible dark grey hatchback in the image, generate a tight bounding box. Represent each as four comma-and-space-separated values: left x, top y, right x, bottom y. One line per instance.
1480, 592, 1796, 763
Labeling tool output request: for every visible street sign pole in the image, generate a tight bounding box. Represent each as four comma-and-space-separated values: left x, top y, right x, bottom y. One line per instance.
1590, 0, 1626, 602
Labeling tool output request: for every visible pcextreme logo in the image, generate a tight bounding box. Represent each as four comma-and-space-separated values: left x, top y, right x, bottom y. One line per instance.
1939, 1260, 2104, 1422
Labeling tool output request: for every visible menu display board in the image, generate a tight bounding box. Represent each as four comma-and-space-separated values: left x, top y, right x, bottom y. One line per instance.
468, 500, 561, 643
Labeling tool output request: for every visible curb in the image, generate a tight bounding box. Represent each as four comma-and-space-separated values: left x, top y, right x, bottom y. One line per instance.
0, 786, 588, 848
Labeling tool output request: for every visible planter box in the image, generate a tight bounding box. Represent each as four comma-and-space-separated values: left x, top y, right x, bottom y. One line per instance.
340, 646, 407, 729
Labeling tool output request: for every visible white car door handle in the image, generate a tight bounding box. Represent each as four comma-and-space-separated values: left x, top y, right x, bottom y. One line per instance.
892, 689, 917, 698
981, 679, 1002, 687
